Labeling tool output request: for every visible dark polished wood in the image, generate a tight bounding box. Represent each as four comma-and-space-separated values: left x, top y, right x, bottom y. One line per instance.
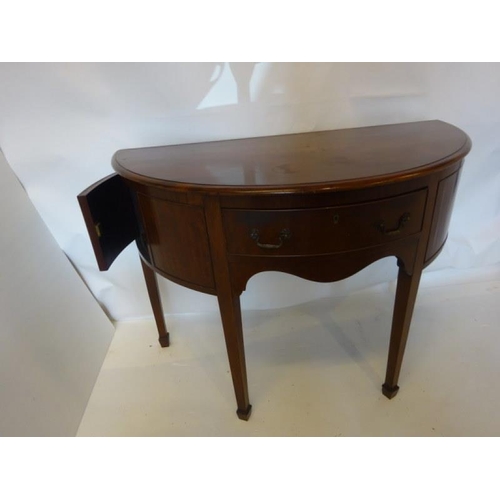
426, 170, 462, 262
382, 264, 423, 398
79, 120, 471, 421
112, 120, 469, 193
221, 190, 427, 256
140, 256, 170, 347
136, 194, 215, 289
205, 196, 252, 420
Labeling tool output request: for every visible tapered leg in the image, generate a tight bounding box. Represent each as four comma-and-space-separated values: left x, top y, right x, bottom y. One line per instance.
382, 264, 423, 399
140, 258, 170, 347
217, 289, 252, 421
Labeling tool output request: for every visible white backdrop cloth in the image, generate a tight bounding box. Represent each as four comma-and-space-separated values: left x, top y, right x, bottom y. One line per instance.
0, 63, 498, 320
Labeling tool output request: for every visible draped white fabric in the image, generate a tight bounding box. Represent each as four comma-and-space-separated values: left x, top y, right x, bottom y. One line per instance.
0, 149, 113, 435
0, 62, 498, 320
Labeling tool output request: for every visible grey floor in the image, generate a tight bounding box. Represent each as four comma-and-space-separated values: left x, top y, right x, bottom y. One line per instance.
77, 273, 500, 436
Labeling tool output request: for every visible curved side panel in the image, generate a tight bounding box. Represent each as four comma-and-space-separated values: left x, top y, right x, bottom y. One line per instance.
423, 237, 448, 269
229, 236, 419, 295
136, 194, 215, 289
138, 248, 217, 295
425, 167, 462, 262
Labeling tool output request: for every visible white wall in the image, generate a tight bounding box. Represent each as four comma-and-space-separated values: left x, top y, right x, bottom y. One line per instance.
0, 150, 114, 436
0, 63, 498, 320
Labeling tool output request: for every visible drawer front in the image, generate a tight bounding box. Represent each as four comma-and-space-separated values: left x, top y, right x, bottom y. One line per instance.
222, 189, 427, 256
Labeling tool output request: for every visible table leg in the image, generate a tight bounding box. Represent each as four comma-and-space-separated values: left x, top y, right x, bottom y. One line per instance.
217, 289, 252, 421
382, 263, 423, 399
140, 258, 170, 347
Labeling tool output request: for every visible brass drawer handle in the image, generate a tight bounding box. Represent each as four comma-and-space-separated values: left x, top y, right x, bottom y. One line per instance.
250, 228, 291, 249
376, 213, 410, 236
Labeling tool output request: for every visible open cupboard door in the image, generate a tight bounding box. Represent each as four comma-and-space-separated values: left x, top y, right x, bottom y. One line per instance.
78, 174, 139, 271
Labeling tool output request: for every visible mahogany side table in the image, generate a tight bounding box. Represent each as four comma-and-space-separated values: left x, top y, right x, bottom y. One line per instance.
78, 120, 471, 420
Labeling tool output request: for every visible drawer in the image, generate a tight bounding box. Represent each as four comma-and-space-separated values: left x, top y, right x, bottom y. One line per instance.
222, 189, 427, 256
